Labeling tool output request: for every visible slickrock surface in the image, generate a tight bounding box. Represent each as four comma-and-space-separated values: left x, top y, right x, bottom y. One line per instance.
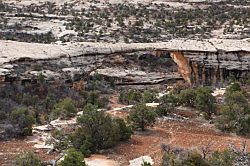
0, 39, 249, 65
0, 39, 249, 84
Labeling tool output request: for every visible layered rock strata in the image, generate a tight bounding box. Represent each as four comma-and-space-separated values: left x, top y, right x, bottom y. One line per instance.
0, 39, 249, 85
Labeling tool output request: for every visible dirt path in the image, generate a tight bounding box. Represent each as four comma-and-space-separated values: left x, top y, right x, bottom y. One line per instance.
0, 139, 33, 165
85, 155, 118, 166
0, 138, 59, 166
106, 120, 250, 166
1, 116, 249, 166
1, 120, 249, 166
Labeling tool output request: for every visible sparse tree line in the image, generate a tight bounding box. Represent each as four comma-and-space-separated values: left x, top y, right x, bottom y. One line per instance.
13, 141, 250, 166
1, 0, 250, 43
0, 31, 56, 43
161, 142, 250, 166
0, 74, 111, 138
119, 81, 250, 136
0, 74, 130, 165
65, 2, 250, 42
4, 77, 249, 165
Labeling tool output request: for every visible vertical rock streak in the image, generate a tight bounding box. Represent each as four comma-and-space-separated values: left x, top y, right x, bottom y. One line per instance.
169, 51, 249, 85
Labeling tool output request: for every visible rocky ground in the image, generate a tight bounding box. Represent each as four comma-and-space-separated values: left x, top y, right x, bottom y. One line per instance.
0, 0, 250, 165
1, 110, 250, 166
1, 93, 250, 166
1, 0, 250, 43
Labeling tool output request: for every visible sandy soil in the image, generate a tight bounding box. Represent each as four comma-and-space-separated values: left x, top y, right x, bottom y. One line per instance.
1, 95, 249, 166
106, 119, 250, 165
85, 154, 118, 166
0, 137, 60, 166
0, 118, 249, 166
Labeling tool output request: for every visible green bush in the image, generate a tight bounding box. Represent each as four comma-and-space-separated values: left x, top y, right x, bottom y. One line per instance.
119, 89, 142, 105
181, 151, 209, 166
142, 90, 158, 103
162, 150, 209, 166
194, 87, 216, 119
226, 82, 241, 93
70, 128, 93, 157
50, 98, 77, 120
179, 89, 196, 107
128, 103, 157, 131
10, 108, 35, 136
58, 149, 86, 166
224, 91, 248, 107
51, 129, 70, 151
14, 152, 42, 166
162, 148, 240, 166
216, 90, 250, 136
86, 74, 113, 93
70, 104, 131, 155
114, 118, 133, 141
0, 111, 7, 122
84, 91, 109, 108
156, 94, 179, 116
208, 150, 236, 166
119, 89, 158, 105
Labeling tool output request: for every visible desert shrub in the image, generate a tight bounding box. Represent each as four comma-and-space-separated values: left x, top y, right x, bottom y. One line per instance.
128, 103, 157, 131
156, 94, 179, 116
224, 90, 248, 107
119, 89, 143, 105
226, 82, 241, 93
10, 108, 35, 136
0, 78, 112, 137
208, 150, 236, 166
179, 89, 196, 107
113, 118, 133, 141
69, 127, 93, 157
58, 148, 86, 166
14, 152, 42, 166
216, 90, 250, 136
142, 90, 159, 103
0, 80, 82, 119
50, 98, 77, 120
119, 89, 158, 105
0, 111, 7, 122
83, 91, 109, 108
194, 87, 216, 119
70, 104, 131, 156
246, 77, 250, 85
86, 74, 113, 93
181, 151, 209, 166
162, 149, 209, 166
21, 93, 39, 107
51, 129, 70, 151
161, 146, 242, 166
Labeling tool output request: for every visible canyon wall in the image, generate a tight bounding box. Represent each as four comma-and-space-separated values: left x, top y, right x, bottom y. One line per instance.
154, 50, 249, 85
0, 39, 249, 86
183, 51, 250, 85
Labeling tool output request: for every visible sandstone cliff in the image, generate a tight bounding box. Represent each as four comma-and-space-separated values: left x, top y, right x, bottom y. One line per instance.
0, 39, 249, 85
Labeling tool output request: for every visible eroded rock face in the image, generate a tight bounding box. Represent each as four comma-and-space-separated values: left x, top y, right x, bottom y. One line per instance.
0, 51, 179, 87
183, 51, 250, 85
0, 39, 249, 86
170, 52, 192, 84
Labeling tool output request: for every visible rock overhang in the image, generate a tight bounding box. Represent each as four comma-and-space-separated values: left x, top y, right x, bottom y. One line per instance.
1, 39, 250, 65
0, 39, 249, 84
